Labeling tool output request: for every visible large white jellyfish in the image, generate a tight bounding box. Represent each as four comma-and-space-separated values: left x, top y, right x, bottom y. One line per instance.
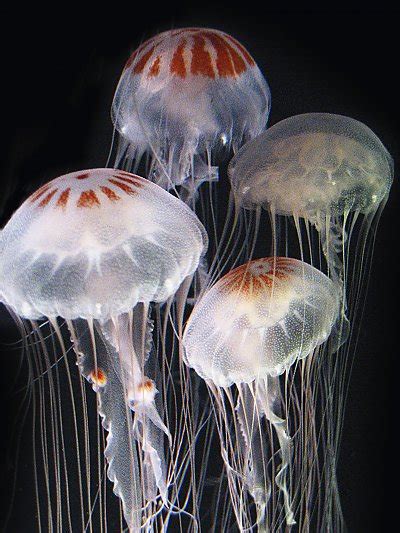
0, 168, 207, 531
183, 257, 340, 530
112, 27, 270, 197
227, 113, 394, 529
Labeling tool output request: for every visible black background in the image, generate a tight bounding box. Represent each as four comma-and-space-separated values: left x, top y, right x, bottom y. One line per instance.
0, 6, 398, 532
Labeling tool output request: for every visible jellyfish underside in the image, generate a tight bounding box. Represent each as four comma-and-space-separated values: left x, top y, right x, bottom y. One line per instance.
70, 307, 167, 530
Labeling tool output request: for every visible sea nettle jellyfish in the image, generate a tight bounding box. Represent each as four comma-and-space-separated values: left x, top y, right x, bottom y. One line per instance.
111, 27, 270, 199
0, 168, 207, 531
227, 113, 394, 529
183, 257, 340, 531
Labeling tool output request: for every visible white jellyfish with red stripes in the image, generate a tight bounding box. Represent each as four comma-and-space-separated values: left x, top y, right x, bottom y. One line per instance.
112, 28, 270, 197
183, 257, 340, 530
0, 168, 207, 531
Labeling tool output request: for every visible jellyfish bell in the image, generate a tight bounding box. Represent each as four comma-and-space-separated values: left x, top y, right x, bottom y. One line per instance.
184, 257, 338, 385
112, 27, 270, 196
0, 168, 206, 320
183, 257, 340, 529
0, 168, 207, 530
228, 113, 393, 281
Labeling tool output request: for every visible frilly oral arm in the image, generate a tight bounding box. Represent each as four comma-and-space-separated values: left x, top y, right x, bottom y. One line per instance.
114, 311, 171, 505
71, 319, 142, 531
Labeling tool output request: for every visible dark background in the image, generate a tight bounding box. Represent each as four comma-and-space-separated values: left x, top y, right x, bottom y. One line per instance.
0, 6, 398, 532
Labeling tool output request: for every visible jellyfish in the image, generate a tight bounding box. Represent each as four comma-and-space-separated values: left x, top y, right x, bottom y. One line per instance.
0, 168, 207, 531
111, 27, 270, 198
183, 257, 340, 530
228, 113, 394, 529
228, 113, 393, 297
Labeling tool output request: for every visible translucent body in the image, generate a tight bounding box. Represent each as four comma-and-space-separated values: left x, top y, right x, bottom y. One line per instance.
228, 113, 393, 219
112, 28, 270, 191
0, 168, 208, 530
183, 257, 339, 528
184, 257, 339, 386
0, 168, 207, 320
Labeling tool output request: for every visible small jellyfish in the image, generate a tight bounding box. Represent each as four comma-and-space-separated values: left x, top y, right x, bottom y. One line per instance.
183, 257, 340, 530
112, 27, 270, 197
0, 168, 207, 530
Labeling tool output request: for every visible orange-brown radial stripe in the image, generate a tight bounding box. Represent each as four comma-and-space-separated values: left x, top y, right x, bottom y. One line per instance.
220, 268, 255, 294
118, 170, 136, 176
271, 259, 297, 271
251, 276, 270, 293
100, 186, 120, 202
114, 174, 144, 188
56, 188, 71, 209
148, 56, 161, 77
225, 262, 292, 295
220, 36, 247, 75
170, 39, 187, 78
133, 46, 156, 74
77, 190, 101, 208
75, 172, 90, 180
203, 31, 236, 77
257, 273, 285, 288
30, 183, 52, 203
39, 188, 58, 208
125, 40, 150, 70
191, 34, 215, 78
224, 34, 255, 66
229, 273, 255, 294
108, 178, 138, 196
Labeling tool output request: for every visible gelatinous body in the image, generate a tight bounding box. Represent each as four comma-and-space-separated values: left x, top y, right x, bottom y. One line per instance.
229, 113, 393, 218
0, 168, 207, 530
183, 258, 339, 528
112, 28, 270, 193
0, 168, 206, 320
184, 257, 339, 386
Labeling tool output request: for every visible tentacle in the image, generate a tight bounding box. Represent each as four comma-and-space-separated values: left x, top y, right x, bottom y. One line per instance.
313, 212, 351, 350
313, 211, 347, 292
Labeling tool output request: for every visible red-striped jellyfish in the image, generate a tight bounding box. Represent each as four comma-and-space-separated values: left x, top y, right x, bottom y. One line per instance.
183, 258, 340, 530
112, 28, 270, 197
227, 113, 394, 529
0, 168, 207, 531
